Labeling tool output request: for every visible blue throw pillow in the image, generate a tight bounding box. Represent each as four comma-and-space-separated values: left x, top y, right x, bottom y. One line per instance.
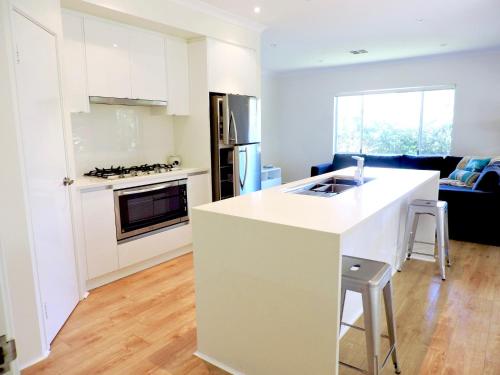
464, 158, 491, 172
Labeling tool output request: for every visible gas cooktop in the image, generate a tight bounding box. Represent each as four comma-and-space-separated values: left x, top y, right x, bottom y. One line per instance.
84, 164, 181, 179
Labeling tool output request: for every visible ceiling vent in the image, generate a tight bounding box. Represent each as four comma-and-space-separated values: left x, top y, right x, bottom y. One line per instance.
350, 49, 368, 55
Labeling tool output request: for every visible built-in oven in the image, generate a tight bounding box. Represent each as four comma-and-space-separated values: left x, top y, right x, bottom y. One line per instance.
114, 179, 188, 241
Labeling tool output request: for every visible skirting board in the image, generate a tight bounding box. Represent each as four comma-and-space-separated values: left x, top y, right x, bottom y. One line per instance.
86, 245, 192, 290
194, 351, 245, 375
20, 350, 50, 370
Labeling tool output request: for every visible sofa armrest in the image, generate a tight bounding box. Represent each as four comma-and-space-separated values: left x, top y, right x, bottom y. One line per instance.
311, 162, 333, 177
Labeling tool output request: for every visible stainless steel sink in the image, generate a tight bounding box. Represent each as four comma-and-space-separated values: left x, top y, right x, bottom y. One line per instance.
287, 176, 374, 198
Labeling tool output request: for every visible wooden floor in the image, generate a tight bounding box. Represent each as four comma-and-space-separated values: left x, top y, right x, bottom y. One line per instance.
24, 241, 500, 375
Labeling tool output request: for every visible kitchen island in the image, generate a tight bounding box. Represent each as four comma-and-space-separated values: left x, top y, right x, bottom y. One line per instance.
192, 167, 439, 375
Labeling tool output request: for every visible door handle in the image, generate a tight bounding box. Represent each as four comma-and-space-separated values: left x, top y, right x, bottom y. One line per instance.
222, 97, 230, 144
63, 177, 74, 186
239, 149, 248, 189
230, 111, 238, 143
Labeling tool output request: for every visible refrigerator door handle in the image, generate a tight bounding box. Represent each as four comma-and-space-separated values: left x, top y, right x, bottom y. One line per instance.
221, 97, 230, 144
239, 148, 248, 189
230, 111, 238, 143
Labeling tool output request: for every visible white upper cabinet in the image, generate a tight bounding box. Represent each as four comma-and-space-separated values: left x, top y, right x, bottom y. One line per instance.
62, 13, 190, 112
207, 38, 258, 97
165, 36, 190, 115
84, 17, 131, 98
129, 30, 167, 101
61, 11, 89, 113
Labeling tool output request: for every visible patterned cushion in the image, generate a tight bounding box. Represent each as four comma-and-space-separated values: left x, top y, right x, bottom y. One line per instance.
464, 158, 491, 172
445, 156, 492, 187
455, 157, 470, 170
439, 178, 468, 187
448, 169, 480, 187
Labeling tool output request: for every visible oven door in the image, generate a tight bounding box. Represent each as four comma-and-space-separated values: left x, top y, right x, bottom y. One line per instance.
114, 180, 188, 241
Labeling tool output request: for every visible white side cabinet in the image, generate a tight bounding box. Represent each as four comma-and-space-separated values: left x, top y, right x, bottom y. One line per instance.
61, 11, 89, 113
165, 36, 190, 115
187, 172, 212, 214
84, 17, 131, 99
207, 38, 258, 97
81, 188, 118, 279
130, 29, 167, 101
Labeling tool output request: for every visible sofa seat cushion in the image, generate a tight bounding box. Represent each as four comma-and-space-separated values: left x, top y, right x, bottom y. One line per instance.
439, 184, 474, 193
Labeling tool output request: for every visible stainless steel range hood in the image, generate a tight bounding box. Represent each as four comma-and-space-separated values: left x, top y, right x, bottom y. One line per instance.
89, 96, 167, 107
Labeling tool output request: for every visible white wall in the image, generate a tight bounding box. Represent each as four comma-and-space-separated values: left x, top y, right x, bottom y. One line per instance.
261, 71, 281, 167
262, 49, 500, 182
71, 104, 176, 175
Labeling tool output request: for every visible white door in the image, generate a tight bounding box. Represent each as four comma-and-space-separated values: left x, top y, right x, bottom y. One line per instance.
12, 11, 79, 344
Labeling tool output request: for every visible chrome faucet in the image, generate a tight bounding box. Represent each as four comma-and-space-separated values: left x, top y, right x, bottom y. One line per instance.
352, 156, 365, 185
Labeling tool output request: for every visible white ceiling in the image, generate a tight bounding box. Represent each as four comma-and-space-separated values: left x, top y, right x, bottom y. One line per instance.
195, 0, 500, 71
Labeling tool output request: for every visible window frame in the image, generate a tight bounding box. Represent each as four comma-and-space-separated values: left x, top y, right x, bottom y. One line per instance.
333, 85, 456, 155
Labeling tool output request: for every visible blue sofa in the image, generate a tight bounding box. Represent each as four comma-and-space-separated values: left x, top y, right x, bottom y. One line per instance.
311, 154, 500, 246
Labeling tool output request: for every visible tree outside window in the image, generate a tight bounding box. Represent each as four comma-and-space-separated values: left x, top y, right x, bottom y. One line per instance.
334, 88, 455, 155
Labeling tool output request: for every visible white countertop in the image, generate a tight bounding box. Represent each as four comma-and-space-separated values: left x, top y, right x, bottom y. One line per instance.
195, 167, 439, 235
74, 167, 209, 191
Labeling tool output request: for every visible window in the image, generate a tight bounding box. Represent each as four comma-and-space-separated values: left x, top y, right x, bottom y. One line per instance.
334, 88, 455, 155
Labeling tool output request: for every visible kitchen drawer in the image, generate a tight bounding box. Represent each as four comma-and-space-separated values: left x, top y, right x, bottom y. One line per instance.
118, 223, 192, 268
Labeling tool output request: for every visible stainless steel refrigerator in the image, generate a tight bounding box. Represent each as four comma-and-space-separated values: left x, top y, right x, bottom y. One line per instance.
210, 93, 261, 201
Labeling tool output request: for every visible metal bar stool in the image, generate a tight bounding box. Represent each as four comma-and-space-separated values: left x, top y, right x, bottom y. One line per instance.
401, 199, 451, 280
340, 256, 401, 375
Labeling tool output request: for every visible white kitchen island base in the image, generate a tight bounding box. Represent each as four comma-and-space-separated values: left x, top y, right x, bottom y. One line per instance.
192, 167, 439, 375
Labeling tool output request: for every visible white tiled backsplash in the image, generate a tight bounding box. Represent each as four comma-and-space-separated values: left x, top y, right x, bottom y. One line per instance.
71, 104, 175, 175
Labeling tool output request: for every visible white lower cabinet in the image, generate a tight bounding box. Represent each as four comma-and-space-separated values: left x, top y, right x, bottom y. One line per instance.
81, 188, 118, 279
